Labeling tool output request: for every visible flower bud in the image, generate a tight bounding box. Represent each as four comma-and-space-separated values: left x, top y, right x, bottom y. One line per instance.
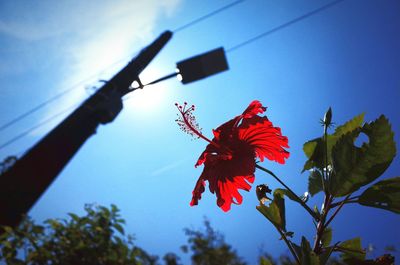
323, 107, 332, 127
256, 184, 272, 204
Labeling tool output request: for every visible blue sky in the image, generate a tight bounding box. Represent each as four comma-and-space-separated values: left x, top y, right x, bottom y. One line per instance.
0, 0, 399, 263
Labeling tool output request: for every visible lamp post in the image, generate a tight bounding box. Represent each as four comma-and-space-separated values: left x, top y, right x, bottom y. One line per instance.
0, 31, 229, 229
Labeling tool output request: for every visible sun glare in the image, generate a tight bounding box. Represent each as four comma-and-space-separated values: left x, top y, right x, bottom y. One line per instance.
123, 67, 174, 114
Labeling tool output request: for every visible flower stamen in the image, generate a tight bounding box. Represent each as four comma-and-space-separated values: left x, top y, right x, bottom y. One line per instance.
175, 102, 220, 148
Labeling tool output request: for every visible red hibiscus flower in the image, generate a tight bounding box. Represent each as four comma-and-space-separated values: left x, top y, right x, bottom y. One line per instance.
175, 100, 289, 212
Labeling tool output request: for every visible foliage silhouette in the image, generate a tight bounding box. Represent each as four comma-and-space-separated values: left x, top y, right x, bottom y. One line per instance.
182, 218, 246, 265
0, 204, 158, 265
255, 108, 397, 265
0, 204, 395, 264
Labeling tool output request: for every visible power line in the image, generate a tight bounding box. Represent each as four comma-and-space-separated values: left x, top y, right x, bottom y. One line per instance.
0, 87, 139, 153
0, 0, 248, 154
227, 0, 345, 53
0, 57, 128, 132
0, 0, 346, 153
0, 0, 247, 134
0, 103, 80, 151
173, 0, 246, 33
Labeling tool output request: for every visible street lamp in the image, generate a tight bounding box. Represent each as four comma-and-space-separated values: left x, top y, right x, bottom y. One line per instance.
0, 31, 229, 229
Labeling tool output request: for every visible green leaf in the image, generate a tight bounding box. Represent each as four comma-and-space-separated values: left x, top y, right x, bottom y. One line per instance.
114, 223, 125, 235
32, 225, 44, 235
274, 188, 320, 220
259, 257, 273, 265
303, 140, 318, 160
68, 213, 80, 222
319, 246, 335, 265
256, 189, 286, 231
314, 205, 320, 217
321, 227, 332, 247
339, 237, 365, 261
358, 177, 400, 213
2, 240, 12, 249
2, 225, 13, 234
45, 219, 60, 229
279, 231, 294, 240
116, 218, 126, 224
302, 113, 365, 172
99, 206, 111, 218
302, 138, 323, 172
274, 188, 299, 203
331, 115, 396, 197
291, 242, 302, 261
308, 170, 323, 196
111, 204, 119, 213
300, 236, 320, 265
285, 231, 294, 238
333, 113, 365, 137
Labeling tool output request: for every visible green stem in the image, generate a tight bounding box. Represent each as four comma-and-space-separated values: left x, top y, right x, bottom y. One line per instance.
330, 197, 359, 208
276, 227, 300, 265
312, 113, 334, 254
313, 194, 333, 254
322, 125, 328, 193
347, 195, 360, 201
324, 194, 351, 229
255, 164, 319, 221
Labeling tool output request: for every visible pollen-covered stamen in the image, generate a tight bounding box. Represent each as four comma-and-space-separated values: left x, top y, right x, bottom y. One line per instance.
175, 102, 220, 148
175, 102, 202, 139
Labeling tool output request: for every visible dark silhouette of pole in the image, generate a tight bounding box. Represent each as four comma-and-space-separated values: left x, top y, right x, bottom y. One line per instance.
0, 31, 173, 228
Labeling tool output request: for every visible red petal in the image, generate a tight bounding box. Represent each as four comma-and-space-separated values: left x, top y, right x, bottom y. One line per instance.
212, 129, 220, 140
190, 175, 206, 206
195, 152, 208, 168
212, 117, 238, 142
195, 143, 219, 167
242, 100, 266, 118
238, 116, 290, 164
191, 154, 256, 212
214, 174, 255, 212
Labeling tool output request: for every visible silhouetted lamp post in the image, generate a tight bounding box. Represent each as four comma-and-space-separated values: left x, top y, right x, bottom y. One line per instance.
0, 31, 229, 229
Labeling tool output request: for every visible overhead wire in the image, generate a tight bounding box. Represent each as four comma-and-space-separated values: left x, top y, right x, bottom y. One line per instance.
0, 0, 345, 153
0, 0, 248, 134
173, 0, 246, 33
0, 57, 129, 132
226, 0, 344, 53
0, 103, 80, 151
0, 0, 250, 153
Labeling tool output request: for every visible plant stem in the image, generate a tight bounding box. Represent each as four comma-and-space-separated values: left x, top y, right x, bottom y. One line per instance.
347, 195, 360, 201
322, 125, 328, 193
313, 112, 334, 254
330, 197, 359, 208
324, 194, 351, 229
276, 227, 300, 265
255, 164, 319, 221
312, 194, 333, 254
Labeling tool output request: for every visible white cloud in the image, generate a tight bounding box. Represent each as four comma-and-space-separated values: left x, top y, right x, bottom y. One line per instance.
150, 158, 187, 177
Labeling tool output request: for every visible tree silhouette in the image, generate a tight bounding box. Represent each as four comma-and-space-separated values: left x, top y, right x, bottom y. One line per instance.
182, 218, 246, 265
